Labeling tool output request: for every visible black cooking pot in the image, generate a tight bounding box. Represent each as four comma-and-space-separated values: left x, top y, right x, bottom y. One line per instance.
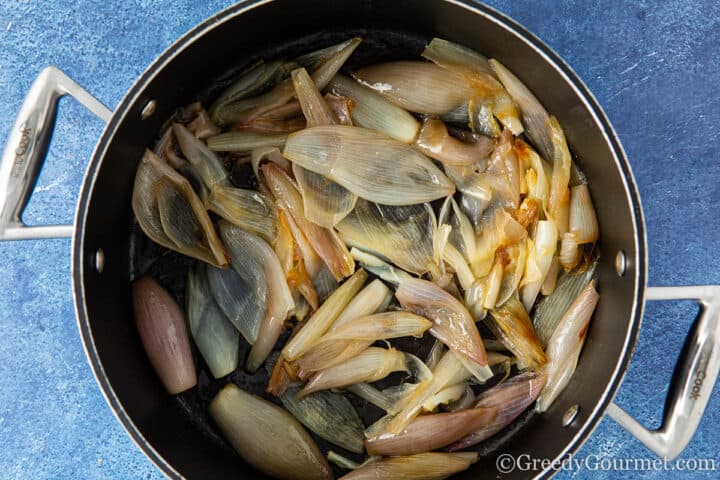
1, 1, 719, 479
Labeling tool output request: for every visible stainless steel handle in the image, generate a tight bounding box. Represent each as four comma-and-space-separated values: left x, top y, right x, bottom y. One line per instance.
0, 66, 112, 240
607, 285, 720, 460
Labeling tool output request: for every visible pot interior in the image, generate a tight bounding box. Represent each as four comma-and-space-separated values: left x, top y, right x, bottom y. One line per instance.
75, 1, 644, 478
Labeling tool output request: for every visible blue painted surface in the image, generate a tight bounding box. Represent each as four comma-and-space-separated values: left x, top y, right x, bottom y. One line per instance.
0, 1, 717, 479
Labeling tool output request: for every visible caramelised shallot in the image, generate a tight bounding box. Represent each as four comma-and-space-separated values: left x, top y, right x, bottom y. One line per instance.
369, 350, 475, 437
487, 296, 546, 370
536, 281, 599, 412
236, 115, 306, 134
295, 279, 391, 377
187, 106, 221, 139
328, 451, 381, 471
449, 371, 547, 450
422, 39, 523, 136
297, 347, 410, 399
422, 382, 469, 412
328, 74, 420, 143
415, 118, 495, 166
346, 383, 395, 412
214, 38, 361, 125
293, 163, 357, 229
339, 452, 478, 480
282, 269, 367, 361
324, 94, 354, 126
207, 131, 289, 152
318, 312, 431, 342
396, 278, 489, 373
292, 67, 341, 127
130, 35, 603, 480
559, 231, 582, 271
569, 184, 599, 244
448, 385, 477, 412
275, 208, 319, 311
520, 220, 558, 310
489, 58, 553, 162
133, 276, 197, 394
206, 259, 266, 346
173, 123, 231, 190
294, 37, 360, 72
263, 162, 355, 280
331, 279, 393, 330
365, 407, 496, 456
218, 222, 294, 372
547, 116, 573, 238
421, 38, 496, 87
209, 384, 332, 480
353, 61, 477, 115
350, 247, 415, 285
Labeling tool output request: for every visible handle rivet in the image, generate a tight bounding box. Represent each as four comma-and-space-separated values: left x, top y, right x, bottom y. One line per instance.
95, 248, 105, 273
140, 99, 157, 120
562, 404, 580, 427
615, 250, 627, 277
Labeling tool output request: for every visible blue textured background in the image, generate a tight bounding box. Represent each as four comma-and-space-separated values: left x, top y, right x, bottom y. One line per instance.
0, 1, 718, 479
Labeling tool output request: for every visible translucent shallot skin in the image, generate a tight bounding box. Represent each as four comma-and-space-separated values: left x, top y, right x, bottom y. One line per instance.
336, 200, 436, 275
283, 125, 455, 205
280, 385, 365, 454
217, 222, 294, 373
131, 150, 227, 268
291, 66, 358, 227
186, 265, 239, 379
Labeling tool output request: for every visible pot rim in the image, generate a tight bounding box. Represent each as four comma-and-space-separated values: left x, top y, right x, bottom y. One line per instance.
71, 1, 648, 478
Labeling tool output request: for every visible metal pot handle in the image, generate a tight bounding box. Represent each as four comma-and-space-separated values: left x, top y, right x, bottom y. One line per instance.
0, 66, 111, 240
607, 285, 720, 459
